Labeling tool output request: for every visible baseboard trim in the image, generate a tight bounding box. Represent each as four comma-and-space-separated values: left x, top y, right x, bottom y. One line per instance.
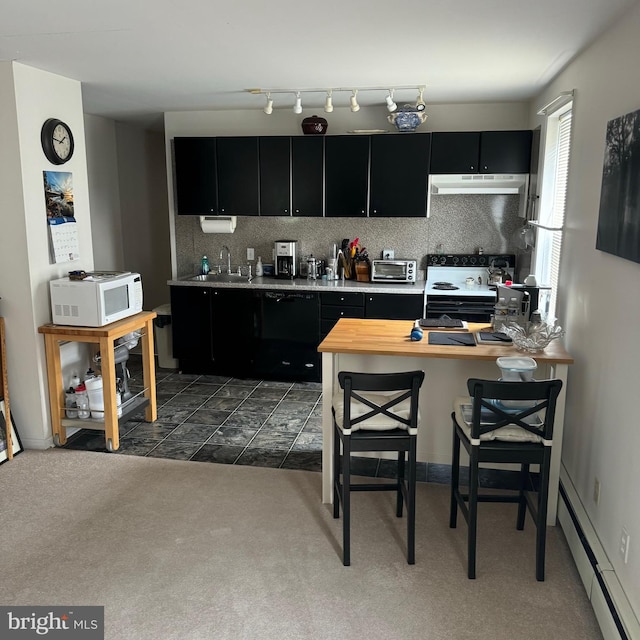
559, 465, 640, 640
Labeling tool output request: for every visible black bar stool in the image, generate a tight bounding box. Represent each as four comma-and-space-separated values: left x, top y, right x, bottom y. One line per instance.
332, 370, 425, 566
449, 378, 563, 580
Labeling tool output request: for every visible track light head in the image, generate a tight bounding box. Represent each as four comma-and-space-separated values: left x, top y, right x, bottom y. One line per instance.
324, 90, 333, 113
385, 89, 397, 112
264, 93, 273, 115
293, 92, 302, 114
350, 89, 360, 112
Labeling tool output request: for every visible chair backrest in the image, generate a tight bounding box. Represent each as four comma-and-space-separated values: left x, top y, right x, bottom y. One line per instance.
466, 378, 563, 442
337, 370, 424, 433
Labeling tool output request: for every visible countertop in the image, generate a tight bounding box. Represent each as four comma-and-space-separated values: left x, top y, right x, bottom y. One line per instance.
168, 275, 425, 295
317, 318, 574, 364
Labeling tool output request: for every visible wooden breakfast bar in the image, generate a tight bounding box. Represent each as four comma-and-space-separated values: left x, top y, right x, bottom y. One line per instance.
318, 318, 574, 525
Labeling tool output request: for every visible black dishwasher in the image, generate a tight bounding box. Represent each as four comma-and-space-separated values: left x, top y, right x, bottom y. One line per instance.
254, 290, 321, 382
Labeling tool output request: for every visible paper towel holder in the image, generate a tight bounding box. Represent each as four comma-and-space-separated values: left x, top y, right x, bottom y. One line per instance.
199, 216, 237, 234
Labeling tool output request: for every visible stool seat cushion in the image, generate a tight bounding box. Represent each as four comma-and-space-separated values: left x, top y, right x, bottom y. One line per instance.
333, 390, 417, 433
453, 397, 542, 443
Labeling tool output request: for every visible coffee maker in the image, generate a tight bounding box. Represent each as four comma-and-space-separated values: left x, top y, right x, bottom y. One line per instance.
274, 240, 298, 279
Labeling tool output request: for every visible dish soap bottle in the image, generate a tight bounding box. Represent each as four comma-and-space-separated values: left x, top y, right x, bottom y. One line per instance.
256, 256, 263, 277
201, 255, 209, 275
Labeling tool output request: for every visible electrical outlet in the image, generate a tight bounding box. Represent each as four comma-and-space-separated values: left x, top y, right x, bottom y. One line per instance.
620, 528, 630, 564
593, 478, 601, 505
247, 248, 255, 261
382, 249, 394, 260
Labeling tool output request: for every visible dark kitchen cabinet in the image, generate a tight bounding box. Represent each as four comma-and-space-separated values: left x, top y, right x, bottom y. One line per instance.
320, 291, 364, 339
369, 133, 431, 217
174, 137, 217, 215
216, 137, 260, 215
325, 136, 369, 217
259, 137, 291, 216
365, 293, 423, 320
170, 286, 214, 367
210, 288, 257, 376
479, 130, 532, 173
170, 286, 257, 377
430, 130, 532, 174
430, 132, 480, 174
292, 136, 324, 217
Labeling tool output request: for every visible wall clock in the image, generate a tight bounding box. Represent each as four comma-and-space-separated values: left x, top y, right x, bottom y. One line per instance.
41, 118, 74, 164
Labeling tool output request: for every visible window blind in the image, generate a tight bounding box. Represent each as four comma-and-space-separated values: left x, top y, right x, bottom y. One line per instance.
535, 106, 572, 320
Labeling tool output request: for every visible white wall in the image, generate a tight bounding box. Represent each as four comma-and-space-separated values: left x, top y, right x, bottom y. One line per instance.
84, 114, 125, 271
531, 3, 640, 619
0, 62, 94, 449
115, 123, 171, 311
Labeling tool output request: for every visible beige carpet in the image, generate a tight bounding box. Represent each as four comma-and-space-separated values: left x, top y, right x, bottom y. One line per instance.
1, 449, 602, 640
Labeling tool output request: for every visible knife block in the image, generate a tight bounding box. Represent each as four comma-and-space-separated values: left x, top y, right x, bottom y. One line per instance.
355, 262, 370, 282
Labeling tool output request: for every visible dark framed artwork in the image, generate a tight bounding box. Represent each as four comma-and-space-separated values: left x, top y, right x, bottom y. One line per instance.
596, 107, 640, 263
0, 400, 23, 464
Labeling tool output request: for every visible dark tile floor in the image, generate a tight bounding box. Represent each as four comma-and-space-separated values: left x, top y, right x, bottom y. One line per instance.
63, 356, 325, 472
63, 356, 518, 488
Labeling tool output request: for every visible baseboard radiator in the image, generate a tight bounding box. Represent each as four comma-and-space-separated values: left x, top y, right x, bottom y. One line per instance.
559, 465, 640, 640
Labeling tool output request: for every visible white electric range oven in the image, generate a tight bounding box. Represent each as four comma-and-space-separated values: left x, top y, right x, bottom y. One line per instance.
423, 254, 515, 322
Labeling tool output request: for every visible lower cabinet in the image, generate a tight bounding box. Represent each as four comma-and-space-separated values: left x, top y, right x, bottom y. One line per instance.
364, 293, 424, 320
170, 286, 257, 377
320, 292, 364, 339
171, 286, 424, 380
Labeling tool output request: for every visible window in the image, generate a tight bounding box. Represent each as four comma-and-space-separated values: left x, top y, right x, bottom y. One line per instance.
533, 99, 573, 321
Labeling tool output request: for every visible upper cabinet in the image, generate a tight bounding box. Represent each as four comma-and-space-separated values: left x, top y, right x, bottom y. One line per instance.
291, 136, 324, 217
216, 137, 259, 215
369, 133, 431, 217
325, 136, 370, 217
478, 130, 532, 173
173, 129, 532, 218
259, 136, 291, 216
174, 137, 217, 215
430, 130, 532, 174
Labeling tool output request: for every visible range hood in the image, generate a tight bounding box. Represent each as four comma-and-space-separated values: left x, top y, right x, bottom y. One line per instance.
427, 173, 529, 217
429, 173, 528, 195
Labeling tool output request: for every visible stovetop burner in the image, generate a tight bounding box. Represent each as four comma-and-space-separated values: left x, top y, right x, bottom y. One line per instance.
432, 282, 459, 290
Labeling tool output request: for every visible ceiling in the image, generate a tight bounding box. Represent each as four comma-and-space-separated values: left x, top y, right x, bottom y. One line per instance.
1, 0, 637, 130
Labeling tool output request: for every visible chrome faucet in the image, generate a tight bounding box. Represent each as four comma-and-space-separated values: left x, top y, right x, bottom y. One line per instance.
219, 245, 231, 274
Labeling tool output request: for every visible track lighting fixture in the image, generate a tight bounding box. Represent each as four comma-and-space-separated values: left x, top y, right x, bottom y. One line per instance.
293, 92, 302, 114
385, 89, 397, 113
264, 93, 273, 115
324, 90, 333, 113
247, 85, 426, 114
350, 89, 360, 112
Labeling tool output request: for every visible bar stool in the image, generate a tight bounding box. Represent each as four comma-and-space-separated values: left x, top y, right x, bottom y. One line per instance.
332, 370, 424, 566
449, 378, 563, 580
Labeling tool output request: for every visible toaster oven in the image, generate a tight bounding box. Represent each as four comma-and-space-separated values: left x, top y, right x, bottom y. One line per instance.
370, 259, 418, 283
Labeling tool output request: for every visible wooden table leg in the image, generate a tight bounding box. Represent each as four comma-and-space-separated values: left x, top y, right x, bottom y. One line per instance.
100, 336, 118, 452
321, 351, 335, 504
43, 334, 66, 446
0, 318, 12, 458
141, 316, 157, 423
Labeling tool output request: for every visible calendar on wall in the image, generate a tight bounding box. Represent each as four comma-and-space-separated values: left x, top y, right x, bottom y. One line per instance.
43, 171, 80, 264
48, 217, 80, 263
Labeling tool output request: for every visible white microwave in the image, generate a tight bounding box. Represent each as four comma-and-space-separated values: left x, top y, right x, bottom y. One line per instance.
50, 271, 143, 327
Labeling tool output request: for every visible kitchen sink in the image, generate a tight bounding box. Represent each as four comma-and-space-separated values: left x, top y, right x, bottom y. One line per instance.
189, 273, 252, 283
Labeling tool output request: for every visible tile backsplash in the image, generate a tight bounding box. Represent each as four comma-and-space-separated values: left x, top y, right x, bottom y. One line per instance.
175, 194, 529, 279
